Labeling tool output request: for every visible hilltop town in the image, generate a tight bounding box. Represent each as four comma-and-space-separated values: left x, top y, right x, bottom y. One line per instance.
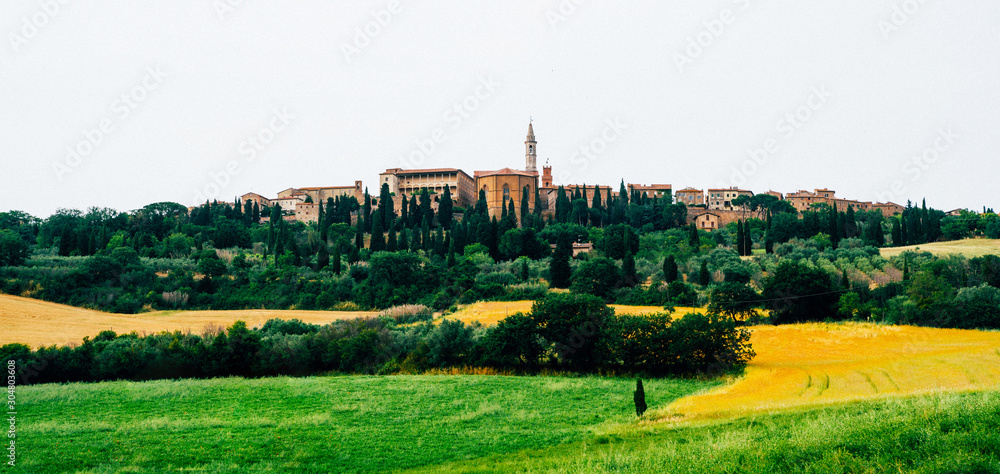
233, 123, 909, 231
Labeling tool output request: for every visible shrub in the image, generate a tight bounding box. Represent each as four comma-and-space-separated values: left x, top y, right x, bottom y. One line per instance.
530, 293, 613, 371
569, 257, 620, 299
425, 319, 476, 367
761, 260, 839, 324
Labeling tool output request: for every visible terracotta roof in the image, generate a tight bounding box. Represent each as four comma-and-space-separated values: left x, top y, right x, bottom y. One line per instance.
474, 167, 539, 178
630, 184, 672, 189
676, 187, 703, 193
383, 168, 468, 176
296, 186, 356, 191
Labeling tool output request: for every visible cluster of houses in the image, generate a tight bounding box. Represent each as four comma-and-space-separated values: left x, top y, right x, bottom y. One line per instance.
233, 123, 908, 230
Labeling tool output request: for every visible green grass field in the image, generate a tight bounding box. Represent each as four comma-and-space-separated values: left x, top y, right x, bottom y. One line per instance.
17, 376, 1000, 472
423, 390, 1000, 473
17, 375, 717, 472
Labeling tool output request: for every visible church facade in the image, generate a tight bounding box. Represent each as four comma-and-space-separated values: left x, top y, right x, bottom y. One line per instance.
472, 123, 540, 221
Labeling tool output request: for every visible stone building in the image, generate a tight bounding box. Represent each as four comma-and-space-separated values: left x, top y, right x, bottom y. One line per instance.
629, 184, 672, 201
379, 168, 476, 210
707, 187, 753, 210
693, 212, 721, 230
675, 187, 704, 206
240, 192, 271, 208
283, 182, 364, 204
473, 123, 540, 221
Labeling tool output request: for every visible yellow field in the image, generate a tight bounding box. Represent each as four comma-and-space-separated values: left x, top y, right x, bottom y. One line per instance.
0, 294, 376, 348
879, 238, 1000, 258
662, 322, 1000, 422
445, 301, 697, 326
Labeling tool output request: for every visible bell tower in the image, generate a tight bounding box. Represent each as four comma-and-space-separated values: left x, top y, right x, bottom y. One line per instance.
525, 121, 537, 172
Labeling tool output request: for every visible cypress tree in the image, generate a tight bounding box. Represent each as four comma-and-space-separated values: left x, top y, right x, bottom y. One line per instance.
520, 259, 530, 281
501, 197, 508, 220
698, 260, 710, 286
411, 223, 422, 250
410, 194, 421, 228
316, 243, 329, 270
398, 227, 409, 251
434, 226, 445, 256
743, 221, 752, 256
332, 242, 341, 274
378, 183, 394, 229
622, 250, 636, 286
447, 233, 456, 267
900, 214, 908, 246
689, 223, 700, 252
419, 188, 434, 228
829, 203, 840, 248
400, 193, 409, 227
476, 189, 488, 216
555, 186, 570, 223
534, 186, 543, 216
891, 217, 902, 246
421, 215, 431, 251
634, 379, 647, 417
386, 221, 398, 251
363, 188, 372, 233
736, 220, 745, 256
370, 211, 385, 252
663, 255, 678, 282
440, 185, 454, 230
520, 186, 530, 228
550, 233, 572, 288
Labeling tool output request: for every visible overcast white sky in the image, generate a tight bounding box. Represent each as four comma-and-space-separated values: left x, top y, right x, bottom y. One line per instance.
2, 1, 998, 218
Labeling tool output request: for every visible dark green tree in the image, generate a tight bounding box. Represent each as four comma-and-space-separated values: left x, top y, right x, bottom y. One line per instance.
699, 260, 711, 286
439, 185, 454, 230
634, 379, 647, 417
549, 233, 572, 288
663, 255, 678, 282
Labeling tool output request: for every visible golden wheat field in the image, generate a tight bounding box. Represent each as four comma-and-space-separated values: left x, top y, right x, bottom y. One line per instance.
879, 238, 1000, 258
661, 322, 1000, 422
444, 300, 700, 326
0, 294, 376, 348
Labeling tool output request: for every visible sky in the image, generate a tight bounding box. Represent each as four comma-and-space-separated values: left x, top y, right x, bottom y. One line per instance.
2, 1, 998, 218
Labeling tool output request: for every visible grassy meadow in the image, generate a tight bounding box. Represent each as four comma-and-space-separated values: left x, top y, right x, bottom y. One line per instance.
17, 375, 717, 472
878, 237, 1000, 258
423, 390, 1000, 473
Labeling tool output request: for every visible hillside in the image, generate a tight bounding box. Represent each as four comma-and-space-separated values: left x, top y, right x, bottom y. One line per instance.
0, 294, 376, 348
664, 322, 1000, 421
879, 238, 1000, 258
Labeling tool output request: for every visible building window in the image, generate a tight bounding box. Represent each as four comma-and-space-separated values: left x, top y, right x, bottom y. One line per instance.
503, 184, 510, 200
